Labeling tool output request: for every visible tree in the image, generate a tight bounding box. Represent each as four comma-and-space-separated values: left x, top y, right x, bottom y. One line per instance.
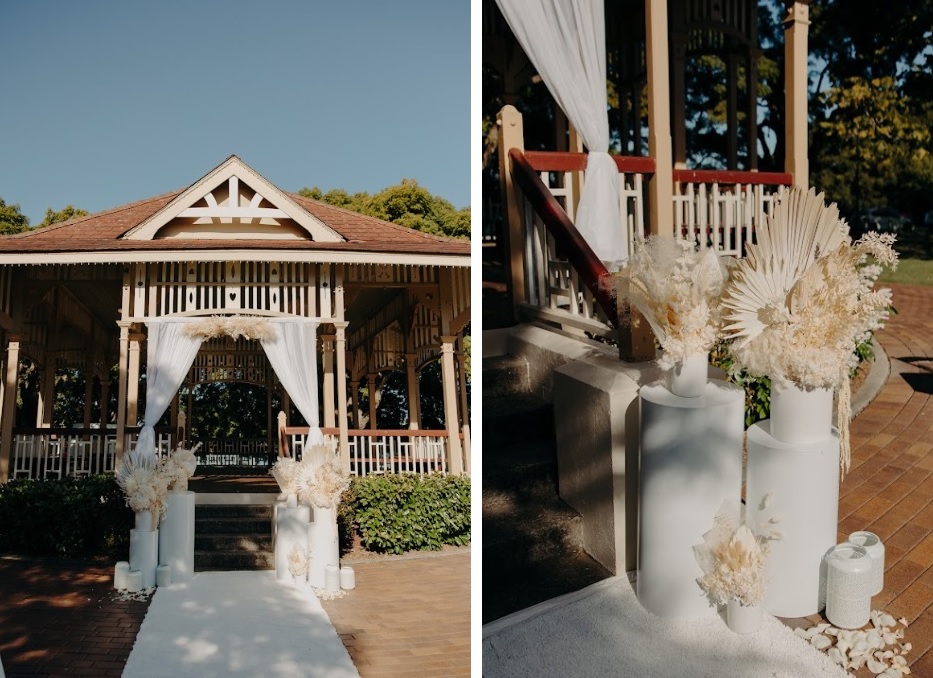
0, 198, 30, 235
299, 179, 470, 239
37, 205, 88, 229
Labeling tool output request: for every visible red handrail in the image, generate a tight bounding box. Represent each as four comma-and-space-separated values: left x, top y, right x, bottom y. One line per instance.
524, 151, 657, 175
508, 148, 619, 328
672, 168, 793, 186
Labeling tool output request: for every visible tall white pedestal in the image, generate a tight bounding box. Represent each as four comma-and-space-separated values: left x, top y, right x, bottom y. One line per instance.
637, 380, 744, 618
159, 491, 195, 583
309, 506, 339, 589
746, 421, 840, 617
130, 528, 159, 589
275, 505, 310, 582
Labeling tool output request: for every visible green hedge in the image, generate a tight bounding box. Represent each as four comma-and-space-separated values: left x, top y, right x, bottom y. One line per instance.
342, 473, 471, 555
0, 475, 132, 557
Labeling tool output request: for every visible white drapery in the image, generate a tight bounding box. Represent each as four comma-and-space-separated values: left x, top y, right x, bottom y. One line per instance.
494, 0, 626, 268
135, 321, 203, 461
259, 320, 325, 449
132, 317, 324, 462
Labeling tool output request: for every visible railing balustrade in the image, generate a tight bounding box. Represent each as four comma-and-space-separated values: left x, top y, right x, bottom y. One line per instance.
279, 427, 450, 477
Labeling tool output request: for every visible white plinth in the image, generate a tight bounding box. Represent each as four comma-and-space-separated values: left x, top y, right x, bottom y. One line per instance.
156, 564, 172, 587
126, 569, 142, 593
340, 566, 356, 590
129, 528, 159, 589
826, 542, 873, 629
637, 379, 744, 618
275, 505, 310, 582
114, 561, 129, 590
770, 382, 833, 445
848, 531, 885, 596
309, 506, 339, 589
159, 491, 195, 582
325, 564, 340, 592
746, 421, 840, 617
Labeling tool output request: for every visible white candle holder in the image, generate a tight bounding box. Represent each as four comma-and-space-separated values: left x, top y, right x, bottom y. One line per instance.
114, 561, 130, 590
848, 531, 884, 596
825, 542, 873, 629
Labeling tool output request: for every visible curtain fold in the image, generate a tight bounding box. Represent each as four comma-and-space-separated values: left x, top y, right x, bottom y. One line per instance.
494, 0, 626, 268
259, 319, 324, 450
136, 321, 203, 461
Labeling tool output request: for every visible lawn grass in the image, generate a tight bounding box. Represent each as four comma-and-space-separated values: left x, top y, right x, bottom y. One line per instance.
874, 232, 933, 287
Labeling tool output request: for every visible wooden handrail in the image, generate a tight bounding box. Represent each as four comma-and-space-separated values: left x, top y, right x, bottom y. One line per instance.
524, 150, 656, 175
508, 148, 619, 328
672, 169, 793, 186
281, 426, 450, 438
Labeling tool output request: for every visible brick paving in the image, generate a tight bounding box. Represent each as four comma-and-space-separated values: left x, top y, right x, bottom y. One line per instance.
0, 556, 151, 677
321, 550, 471, 678
783, 283, 933, 676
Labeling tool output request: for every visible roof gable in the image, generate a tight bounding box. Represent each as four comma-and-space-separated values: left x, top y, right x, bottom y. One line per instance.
123, 155, 343, 242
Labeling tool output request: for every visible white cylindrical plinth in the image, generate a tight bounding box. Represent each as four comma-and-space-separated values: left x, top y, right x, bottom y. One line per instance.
114, 561, 130, 590
275, 505, 310, 582
769, 382, 833, 444
126, 569, 143, 593
129, 528, 159, 589
340, 566, 356, 590
746, 421, 840, 617
325, 564, 340, 592
156, 564, 172, 587
135, 510, 154, 532
669, 355, 708, 398
726, 600, 763, 635
826, 542, 873, 629
159, 491, 195, 583
637, 380, 744, 618
309, 506, 340, 589
848, 531, 884, 596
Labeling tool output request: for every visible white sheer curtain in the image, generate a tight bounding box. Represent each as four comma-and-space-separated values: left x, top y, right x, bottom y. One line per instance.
136, 321, 203, 461
259, 319, 325, 449
495, 0, 626, 268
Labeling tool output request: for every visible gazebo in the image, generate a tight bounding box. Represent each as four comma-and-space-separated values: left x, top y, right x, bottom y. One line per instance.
0, 155, 471, 483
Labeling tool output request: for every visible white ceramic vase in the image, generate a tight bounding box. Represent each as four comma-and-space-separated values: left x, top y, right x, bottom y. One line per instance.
726, 599, 763, 634
848, 531, 884, 596
825, 542, 873, 630
135, 510, 154, 531
769, 382, 833, 444
669, 354, 708, 398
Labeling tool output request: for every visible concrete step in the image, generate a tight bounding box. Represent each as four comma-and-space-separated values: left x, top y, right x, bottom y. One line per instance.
483, 438, 559, 498
194, 533, 273, 552
195, 504, 274, 519
483, 393, 553, 446
194, 503, 274, 571
483, 354, 531, 399
195, 550, 275, 571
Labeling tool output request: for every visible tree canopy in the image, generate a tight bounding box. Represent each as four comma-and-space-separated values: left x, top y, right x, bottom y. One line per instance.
299, 179, 470, 239
37, 205, 88, 229
0, 199, 30, 235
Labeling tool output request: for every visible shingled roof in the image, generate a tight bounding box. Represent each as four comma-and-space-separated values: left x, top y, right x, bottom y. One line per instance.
0, 157, 469, 262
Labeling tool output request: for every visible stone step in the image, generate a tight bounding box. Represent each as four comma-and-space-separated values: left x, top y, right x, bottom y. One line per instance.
194, 533, 273, 552
483, 393, 553, 446
195, 550, 275, 571
483, 354, 531, 399
482, 438, 559, 498
195, 504, 273, 520
195, 516, 272, 534
194, 502, 274, 571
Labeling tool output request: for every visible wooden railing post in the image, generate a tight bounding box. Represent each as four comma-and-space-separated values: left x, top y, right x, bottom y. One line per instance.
497, 105, 526, 322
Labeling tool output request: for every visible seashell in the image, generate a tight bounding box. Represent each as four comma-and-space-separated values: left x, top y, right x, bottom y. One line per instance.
893, 655, 908, 666
883, 632, 898, 644
867, 657, 888, 674
825, 626, 839, 636
826, 647, 845, 665
903, 642, 912, 653
879, 613, 897, 628
866, 630, 884, 648
898, 618, 908, 627
794, 627, 811, 639
811, 634, 832, 650
814, 623, 831, 633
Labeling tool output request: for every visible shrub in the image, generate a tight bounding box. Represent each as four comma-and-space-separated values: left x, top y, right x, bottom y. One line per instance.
345, 473, 471, 554
0, 475, 132, 557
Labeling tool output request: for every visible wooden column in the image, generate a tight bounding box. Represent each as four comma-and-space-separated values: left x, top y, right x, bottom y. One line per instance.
99, 372, 110, 429
405, 353, 421, 430
0, 336, 22, 482
367, 373, 378, 429
439, 336, 463, 476
645, 0, 674, 236
784, 1, 809, 186
671, 38, 688, 169
497, 104, 526, 321
115, 322, 130, 463
37, 365, 56, 428
334, 322, 349, 470
349, 378, 360, 429
83, 373, 94, 429
126, 331, 143, 427
321, 333, 336, 428
456, 346, 471, 475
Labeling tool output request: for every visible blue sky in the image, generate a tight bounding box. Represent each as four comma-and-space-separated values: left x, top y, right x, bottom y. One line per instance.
0, 0, 470, 225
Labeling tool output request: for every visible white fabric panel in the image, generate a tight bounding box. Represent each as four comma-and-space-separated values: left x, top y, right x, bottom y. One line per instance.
260, 320, 325, 448
495, 0, 626, 267
137, 321, 203, 460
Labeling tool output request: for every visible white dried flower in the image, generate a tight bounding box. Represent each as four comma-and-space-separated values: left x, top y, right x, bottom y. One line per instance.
270, 457, 300, 495
287, 544, 308, 578
183, 315, 276, 341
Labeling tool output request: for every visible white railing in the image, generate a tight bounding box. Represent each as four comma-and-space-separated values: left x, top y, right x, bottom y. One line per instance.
197, 438, 270, 467
281, 428, 450, 477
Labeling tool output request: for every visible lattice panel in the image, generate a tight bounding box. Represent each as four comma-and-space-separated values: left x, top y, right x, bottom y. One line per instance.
344, 263, 436, 286
188, 337, 271, 384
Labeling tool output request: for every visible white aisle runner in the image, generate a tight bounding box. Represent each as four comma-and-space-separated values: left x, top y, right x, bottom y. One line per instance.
483, 577, 848, 678
123, 571, 359, 678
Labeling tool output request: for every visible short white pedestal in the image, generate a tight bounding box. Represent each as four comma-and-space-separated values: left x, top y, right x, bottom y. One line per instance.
114, 561, 130, 590
637, 379, 744, 618
275, 505, 310, 582
309, 506, 339, 589
129, 528, 159, 589
746, 421, 840, 617
159, 491, 195, 582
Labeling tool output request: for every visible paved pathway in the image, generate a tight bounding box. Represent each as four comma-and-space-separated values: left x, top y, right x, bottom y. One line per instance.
785, 283, 933, 676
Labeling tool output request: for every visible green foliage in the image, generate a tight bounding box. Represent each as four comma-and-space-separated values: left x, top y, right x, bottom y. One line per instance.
710, 343, 773, 427
298, 179, 469, 239
0, 475, 133, 557
37, 205, 88, 229
0, 197, 30, 235
345, 473, 470, 554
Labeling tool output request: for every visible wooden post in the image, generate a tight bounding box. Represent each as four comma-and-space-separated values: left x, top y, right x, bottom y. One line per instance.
83, 373, 94, 429
349, 378, 360, 429
367, 373, 378, 429
322, 333, 336, 428
439, 336, 463, 476
115, 322, 130, 464
784, 1, 809, 187
646, 0, 674, 236
456, 346, 471, 475
127, 331, 143, 427
405, 353, 421, 430
497, 104, 526, 321
334, 322, 350, 470
99, 371, 110, 429
0, 336, 21, 482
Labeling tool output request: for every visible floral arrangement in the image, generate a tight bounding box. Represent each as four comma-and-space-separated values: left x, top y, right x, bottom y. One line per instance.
183, 315, 276, 342
116, 450, 171, 518
161, 442, 201, 491
270, 457, 300, 496
694, 498, 781, 608
721, 186, 898, 472
294, 444, 351, 509
614, 236, 729, 370
287, 544, 309, 580
797, 611, 911, 675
